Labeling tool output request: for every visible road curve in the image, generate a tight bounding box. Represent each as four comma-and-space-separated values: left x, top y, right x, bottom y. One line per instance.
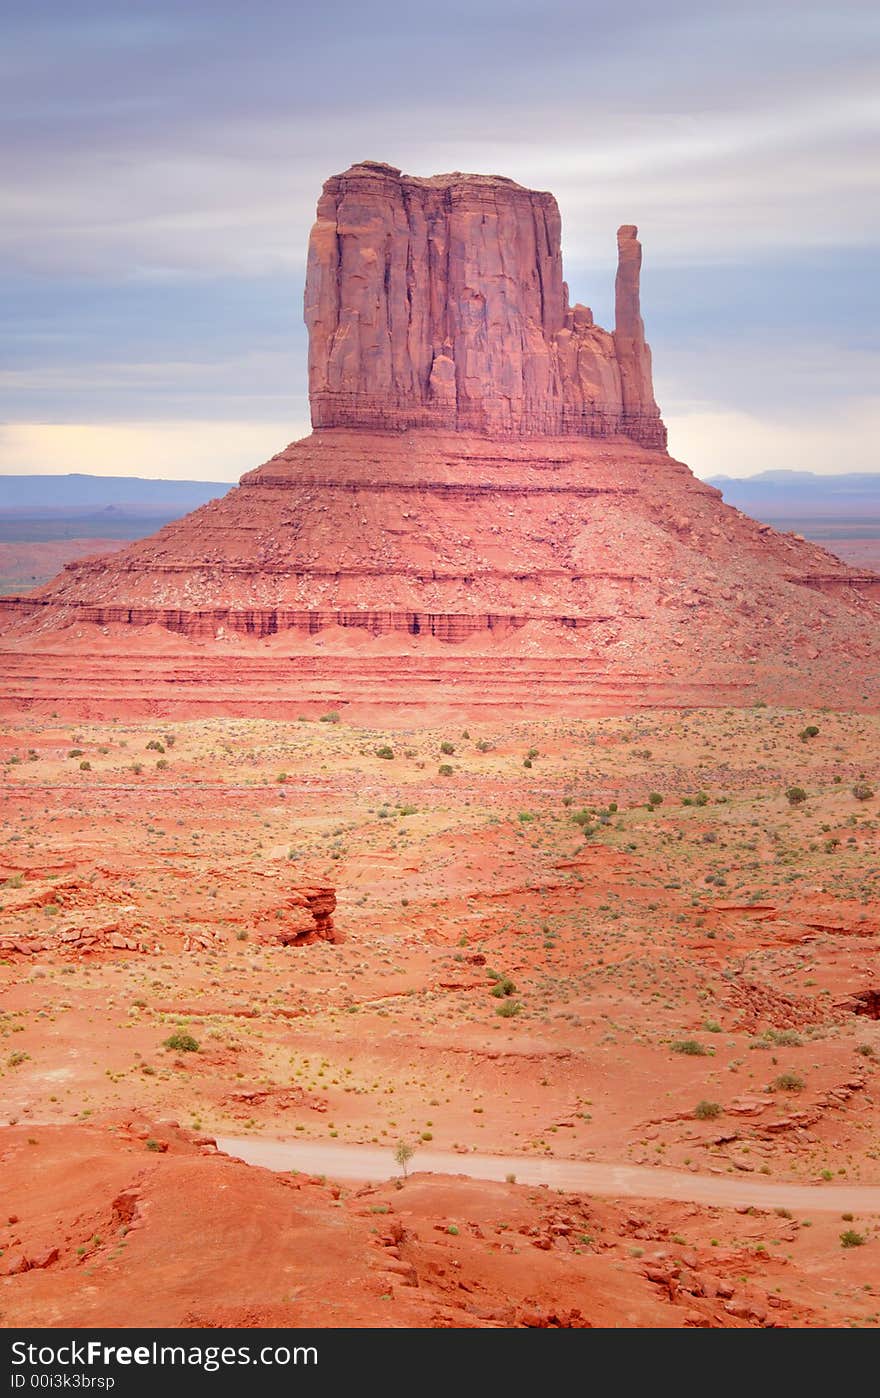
216, 1135, 880, 1214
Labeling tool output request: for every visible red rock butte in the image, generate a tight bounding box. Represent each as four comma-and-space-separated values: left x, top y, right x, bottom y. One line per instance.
1, 159, 878, 719
306, 163, 664, 445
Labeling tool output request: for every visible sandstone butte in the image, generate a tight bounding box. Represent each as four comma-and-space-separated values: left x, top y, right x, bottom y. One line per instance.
0, 158, 878, 720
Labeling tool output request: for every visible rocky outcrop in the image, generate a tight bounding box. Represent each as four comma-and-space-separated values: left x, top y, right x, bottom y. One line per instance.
278, 885, 338, 944
305, 161, 665, 445
1, 163, 878, 718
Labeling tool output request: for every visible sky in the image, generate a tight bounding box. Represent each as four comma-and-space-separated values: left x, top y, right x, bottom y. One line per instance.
2, 0, 878, 482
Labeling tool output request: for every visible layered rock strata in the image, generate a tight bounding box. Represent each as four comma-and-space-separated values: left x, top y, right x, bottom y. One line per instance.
305, 162, 665, 444
0, 161, 877, 717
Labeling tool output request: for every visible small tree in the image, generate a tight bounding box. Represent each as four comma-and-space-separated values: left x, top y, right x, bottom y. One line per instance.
393, 1140, 415, 1178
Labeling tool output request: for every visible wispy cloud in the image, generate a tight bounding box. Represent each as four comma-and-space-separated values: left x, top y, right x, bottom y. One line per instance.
0, 420, 305, 481
2, 0, 878, 478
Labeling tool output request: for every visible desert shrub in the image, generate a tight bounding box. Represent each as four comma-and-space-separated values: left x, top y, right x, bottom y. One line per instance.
852, 783, 875, 801
765, 1028, 802, 1047
670, 1039, 709, 1056
490, 976, 516, 998
163, 1031, 199, 1053
772, 1072, 804, 1092
694, 1100, 722, 1120
393, 1140, 414, 1177
840, 1229, 866, 1248
785, 786, 807, 806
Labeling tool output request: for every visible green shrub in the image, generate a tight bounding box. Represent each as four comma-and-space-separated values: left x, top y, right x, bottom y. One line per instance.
490, 976, 516, 998
393, 1140, 414, 1177
772, 1072, 804, 1092
765, 1028, 802, 1047
840, 1229, 866, 1248
694, 1100, 722, 1120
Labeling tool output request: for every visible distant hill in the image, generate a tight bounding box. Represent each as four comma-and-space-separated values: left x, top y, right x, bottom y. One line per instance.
0, 474, 234, 544
708, 471, 880, 531
0, 474, 233, 515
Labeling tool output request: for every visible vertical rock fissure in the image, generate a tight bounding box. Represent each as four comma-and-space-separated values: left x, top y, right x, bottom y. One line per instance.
304, 162, 666, 446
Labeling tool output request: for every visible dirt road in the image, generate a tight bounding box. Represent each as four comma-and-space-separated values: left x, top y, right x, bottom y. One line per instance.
216, 1135, 880, 1213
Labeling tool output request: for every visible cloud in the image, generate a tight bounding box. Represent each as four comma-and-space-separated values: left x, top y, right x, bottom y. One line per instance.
2, 0, 878, 478
668, 397, 880, 479
2, 3, 877, 278
0, 420, 307, 482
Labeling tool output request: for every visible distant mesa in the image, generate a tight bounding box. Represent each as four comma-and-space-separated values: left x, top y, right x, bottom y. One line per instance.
0, 161, 877, 718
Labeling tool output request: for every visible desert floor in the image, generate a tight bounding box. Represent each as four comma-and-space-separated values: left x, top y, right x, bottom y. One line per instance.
0, 707, 877, 1327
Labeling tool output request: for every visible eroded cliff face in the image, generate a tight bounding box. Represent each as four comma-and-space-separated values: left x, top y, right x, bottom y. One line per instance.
305, 161, 666, 446
2, 161, 878, 719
